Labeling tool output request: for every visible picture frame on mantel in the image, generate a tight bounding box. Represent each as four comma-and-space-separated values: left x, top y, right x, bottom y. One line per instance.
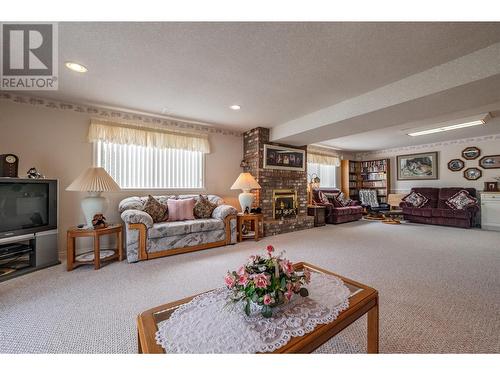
263, 144, 305, 171
396, 151, 439, 180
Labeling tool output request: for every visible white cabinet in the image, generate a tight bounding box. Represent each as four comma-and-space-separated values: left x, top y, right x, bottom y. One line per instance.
481, 192, 500, 231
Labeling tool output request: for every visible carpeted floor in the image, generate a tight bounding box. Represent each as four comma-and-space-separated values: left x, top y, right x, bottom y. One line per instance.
0, 220, 499, 354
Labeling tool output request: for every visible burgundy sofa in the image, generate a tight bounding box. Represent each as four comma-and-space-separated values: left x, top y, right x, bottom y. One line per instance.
400, 187, 479, 228
312, 189, 363, 224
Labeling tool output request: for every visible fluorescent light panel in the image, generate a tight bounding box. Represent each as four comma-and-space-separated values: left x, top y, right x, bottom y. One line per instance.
407, 117, 488, 137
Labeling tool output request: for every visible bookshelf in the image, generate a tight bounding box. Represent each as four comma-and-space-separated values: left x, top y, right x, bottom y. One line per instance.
341, 158, 390, 203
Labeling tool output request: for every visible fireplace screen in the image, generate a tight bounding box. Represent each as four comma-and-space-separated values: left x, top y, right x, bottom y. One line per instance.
273, 189, 298, 219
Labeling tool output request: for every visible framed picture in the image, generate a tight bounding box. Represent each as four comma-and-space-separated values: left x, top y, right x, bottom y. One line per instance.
463, 167, 482, 181
479, 155, 500, 169
484, 181, 498, 192
461, 146, 481, 160
263, 144, 305, 171
447, 159, 464, 172
397, 152, 439, 180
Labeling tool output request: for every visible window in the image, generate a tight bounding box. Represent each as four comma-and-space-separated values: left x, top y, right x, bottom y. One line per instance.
94, 140, 204, 189
307, 163, 337, 188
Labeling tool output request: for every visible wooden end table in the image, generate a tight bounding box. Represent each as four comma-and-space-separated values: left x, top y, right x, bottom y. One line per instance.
137, 262, 379, 354
307, 205, 326, 227
67, 224, 123, 271
237, 213, 263, 242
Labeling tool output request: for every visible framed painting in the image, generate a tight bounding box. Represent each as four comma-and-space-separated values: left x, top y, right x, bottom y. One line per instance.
263, 144, 305, 171
397, 152, 439, 180
479, 155, 500, 169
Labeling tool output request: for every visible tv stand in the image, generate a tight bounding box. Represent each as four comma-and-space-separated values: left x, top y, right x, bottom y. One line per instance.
0, 230, 60, 282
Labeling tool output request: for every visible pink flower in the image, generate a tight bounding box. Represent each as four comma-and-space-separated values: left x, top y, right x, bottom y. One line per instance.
279, 260, 294, 276
253, 273, 270, 288
237, 266, 246, 276
284, 290, 293, 302
224, 273, 236, 288
238, 273, 248, 286
266, 245, 274, 255
248, 255, 257, 263
263, 294, 273, 305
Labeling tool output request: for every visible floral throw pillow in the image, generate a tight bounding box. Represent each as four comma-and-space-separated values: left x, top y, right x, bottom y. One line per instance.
445, 190, 478, 210
193, 195, 218, 218
402, 191, 429, 208
143, 195, 169, 223
335, 192, 352, 207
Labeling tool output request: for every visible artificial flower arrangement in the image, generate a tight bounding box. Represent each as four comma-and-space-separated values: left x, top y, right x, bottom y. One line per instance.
224, 245, 311, 318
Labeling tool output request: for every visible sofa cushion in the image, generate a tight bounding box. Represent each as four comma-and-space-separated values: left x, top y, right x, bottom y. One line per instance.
143, 195, 169, 223
193, 195, 217, 218
405, 207, 433, 217
444, 189, 478, 210
167, 198, 196, 221
333, 206, 363, 216
437, 187, 476, 209
149, 218, 225, 239
402, 191, 429, 208
431, 208, 469, 219
335, 192, 352, 207
178, 194, 224, 206
410, 188, 439, 208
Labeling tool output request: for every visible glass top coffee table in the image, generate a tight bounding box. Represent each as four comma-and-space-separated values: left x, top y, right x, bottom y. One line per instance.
136, 262, 379, 354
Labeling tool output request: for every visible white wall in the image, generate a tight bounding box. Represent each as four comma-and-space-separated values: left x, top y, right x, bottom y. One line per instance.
357, 132, 500, 193
0, 99, 242, 256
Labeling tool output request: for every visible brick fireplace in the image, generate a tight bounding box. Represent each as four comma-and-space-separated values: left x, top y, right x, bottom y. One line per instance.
242, 127, 314, 236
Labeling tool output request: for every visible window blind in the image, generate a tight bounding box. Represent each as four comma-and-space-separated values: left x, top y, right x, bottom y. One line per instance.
95, 140, 204, 189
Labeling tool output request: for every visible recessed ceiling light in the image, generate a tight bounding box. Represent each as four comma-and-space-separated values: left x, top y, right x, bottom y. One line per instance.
65, 62, 88, 73
407, 114, 490, 137
230, 105, 241, 110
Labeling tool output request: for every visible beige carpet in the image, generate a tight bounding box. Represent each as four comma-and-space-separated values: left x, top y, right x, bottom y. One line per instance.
1, 220, 499, 353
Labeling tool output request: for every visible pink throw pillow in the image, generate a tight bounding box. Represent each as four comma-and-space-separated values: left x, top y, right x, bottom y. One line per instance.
167, 198, 196, 221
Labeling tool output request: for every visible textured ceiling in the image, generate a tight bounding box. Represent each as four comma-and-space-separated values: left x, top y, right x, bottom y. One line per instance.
25, 22, 500, 134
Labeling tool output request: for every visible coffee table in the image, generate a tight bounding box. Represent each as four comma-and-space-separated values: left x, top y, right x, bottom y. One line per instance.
137, 262, 379, 354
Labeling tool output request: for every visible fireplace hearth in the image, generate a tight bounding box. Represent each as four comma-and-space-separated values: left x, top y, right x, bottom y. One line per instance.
273, 189, 297, 220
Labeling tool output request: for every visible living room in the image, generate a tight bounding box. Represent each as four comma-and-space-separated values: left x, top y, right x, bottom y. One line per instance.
1, 2, 499, 374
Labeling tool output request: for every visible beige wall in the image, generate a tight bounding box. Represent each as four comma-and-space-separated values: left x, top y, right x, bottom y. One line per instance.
0, 100, 242, 255
357, 131, 500, 193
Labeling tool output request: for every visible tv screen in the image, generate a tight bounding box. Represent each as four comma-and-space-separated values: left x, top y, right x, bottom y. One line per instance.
0, 182, 50, 233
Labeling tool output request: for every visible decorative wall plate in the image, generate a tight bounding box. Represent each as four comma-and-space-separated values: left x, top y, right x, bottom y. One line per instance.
447, 159, 464, 172
463, 167, 482, 180
479, 155, 500, 169
461, 146, 481, 160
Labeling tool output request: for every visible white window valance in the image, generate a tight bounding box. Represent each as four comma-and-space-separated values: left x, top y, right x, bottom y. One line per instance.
308, 152, 340, 167
88, 119, 210, 153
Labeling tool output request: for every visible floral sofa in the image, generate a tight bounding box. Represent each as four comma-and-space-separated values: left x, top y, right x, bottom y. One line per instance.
119, 194, 237, 262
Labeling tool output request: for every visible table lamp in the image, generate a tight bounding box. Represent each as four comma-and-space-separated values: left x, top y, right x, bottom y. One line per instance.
230, 172, 261, 213
66, 167, 121, 227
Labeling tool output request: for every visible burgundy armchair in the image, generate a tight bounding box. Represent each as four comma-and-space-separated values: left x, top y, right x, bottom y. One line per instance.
312, 189, 363, 224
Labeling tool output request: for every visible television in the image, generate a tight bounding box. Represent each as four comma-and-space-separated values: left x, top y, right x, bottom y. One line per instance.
0, 178, 58, 239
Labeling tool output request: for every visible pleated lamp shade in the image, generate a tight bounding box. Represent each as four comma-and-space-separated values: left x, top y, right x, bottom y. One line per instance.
66, 167, 121, 192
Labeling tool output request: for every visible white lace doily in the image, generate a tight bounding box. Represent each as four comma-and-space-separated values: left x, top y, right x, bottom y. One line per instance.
155, 273, 351, 353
